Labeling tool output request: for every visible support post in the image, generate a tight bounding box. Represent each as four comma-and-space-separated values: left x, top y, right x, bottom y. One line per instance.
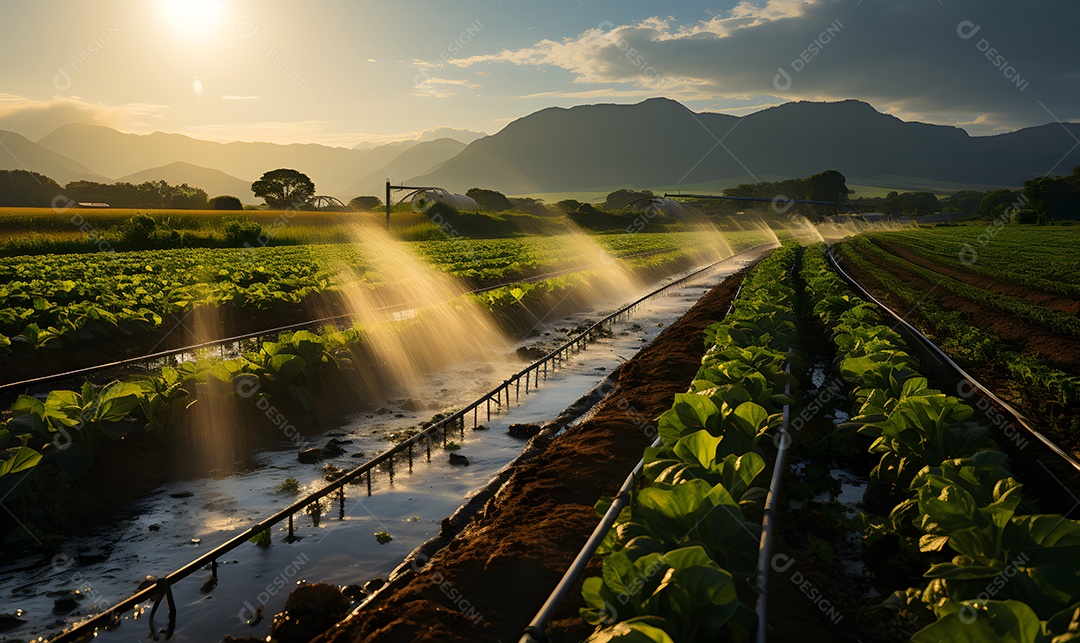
385, 180, 392, 230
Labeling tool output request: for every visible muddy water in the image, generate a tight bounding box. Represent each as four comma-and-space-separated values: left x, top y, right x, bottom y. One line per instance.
0, 252, 766, 643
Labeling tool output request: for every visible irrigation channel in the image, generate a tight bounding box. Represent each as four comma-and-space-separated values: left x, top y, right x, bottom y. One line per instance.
0, 246, 774, 643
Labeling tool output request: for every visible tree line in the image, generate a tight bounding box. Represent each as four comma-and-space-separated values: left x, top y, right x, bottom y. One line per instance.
852, 165, 1080, 222
0, 169, 212, 209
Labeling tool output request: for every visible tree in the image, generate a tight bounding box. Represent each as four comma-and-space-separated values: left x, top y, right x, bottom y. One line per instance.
942, 190, 984, 217
805, 170, 850, 204
898, 192, 940, 216
465, 187, 514, 212
348, 196, 383, 211
210, 195, 244, 210
0, 170, 63, 207
1021, 174, 1080, 222
978, 189, 1020, 218
251, 169, 315, 209
556, 199, 584, 213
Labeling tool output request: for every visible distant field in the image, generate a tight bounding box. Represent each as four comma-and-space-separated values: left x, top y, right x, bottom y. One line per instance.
0, 207, 383, 232
0, 207, 445, 255
836, 226, 1080, 447
516, 176, 1011, 203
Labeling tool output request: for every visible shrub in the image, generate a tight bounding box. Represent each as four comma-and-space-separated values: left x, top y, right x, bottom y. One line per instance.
222, 218, 264, 246
209, 195, 244, 210
348, 196, 383, 211
119, 213, 157, 246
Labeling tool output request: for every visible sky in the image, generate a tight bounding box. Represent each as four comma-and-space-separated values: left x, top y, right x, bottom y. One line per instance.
0, 0, 1074, 147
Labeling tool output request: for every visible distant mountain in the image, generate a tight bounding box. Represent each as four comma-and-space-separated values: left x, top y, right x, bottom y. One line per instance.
0, 130, 106, 185
352, 128, 486, 150
36, 124, 419, 196
410, 98, 1080, 194
119, 162, 258, 203
344, 138, 467, 197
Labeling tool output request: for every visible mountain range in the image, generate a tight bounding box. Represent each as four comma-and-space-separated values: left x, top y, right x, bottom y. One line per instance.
2, 99, 1078, 203
413, 99, 1080, 194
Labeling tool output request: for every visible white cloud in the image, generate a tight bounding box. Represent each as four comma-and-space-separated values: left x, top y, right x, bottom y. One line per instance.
412, 77, 482, 99
446, 0, 1080, 133
0, 94, 169, 139
221, 95, 260, 101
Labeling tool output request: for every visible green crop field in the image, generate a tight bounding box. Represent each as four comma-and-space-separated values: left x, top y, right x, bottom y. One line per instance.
835, 227, 1080, 450
0, 231, 746, 356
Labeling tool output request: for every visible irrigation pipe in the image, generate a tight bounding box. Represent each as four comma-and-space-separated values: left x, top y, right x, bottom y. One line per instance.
755, 352, 794, 643
518, 436, 663, 643
517, 246, 776, 642
826, 246, 1080, 474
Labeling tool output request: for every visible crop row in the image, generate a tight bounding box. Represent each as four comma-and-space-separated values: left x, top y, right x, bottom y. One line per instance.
866, 228, 1080, 296
0, 265, 647, 529
802, 244, 1080, 642
577, 242, 800, 642
852, 237, 1080, 341
865, 232, 1080, 301
0, 233, 712, 356
836, 241, 1079, 431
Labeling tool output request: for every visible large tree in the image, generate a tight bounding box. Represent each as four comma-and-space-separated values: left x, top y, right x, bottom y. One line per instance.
0, 170, 63, 207
251, 169, 315, 209
465, 187, 514, 212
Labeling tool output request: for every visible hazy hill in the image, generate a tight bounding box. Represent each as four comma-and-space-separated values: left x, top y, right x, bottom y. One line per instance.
352, 128, 486, 150
36, 124, 416, 196
118, 162, 258, 203
344, 138, 468, 197
410, 98, 1080, 193
0, 130, 106, 185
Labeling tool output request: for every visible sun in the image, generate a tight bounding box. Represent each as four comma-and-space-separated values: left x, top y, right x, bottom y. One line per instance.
158, 0, 225, 36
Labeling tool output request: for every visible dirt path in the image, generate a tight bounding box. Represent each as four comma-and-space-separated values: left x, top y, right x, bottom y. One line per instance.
313, 269, 751, 643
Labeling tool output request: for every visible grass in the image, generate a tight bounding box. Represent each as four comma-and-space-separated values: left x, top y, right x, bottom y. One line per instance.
0, 204, 699, 256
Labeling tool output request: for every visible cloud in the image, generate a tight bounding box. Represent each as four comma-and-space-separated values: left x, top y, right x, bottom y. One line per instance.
0, 94, 169, 140
449, 0, 1080, 133
412, 77, 482, 99
221, 95, 260, 101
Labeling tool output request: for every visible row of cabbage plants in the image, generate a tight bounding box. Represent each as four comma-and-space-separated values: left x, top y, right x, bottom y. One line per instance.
577, 242, 801, 643
802, 244, 1080, 642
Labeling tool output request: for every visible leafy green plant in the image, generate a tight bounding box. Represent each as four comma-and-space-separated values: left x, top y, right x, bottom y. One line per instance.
276, 477, 300, 493
581, 546, 755, 643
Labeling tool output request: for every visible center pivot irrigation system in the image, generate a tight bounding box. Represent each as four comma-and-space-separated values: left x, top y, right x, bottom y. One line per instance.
385, 180, 478, 229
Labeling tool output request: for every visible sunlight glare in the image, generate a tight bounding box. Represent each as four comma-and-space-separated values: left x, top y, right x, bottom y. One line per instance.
159, 0, 225, 36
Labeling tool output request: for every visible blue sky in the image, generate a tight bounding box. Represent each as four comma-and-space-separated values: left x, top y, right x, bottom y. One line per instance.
0, 0, 1073, 145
